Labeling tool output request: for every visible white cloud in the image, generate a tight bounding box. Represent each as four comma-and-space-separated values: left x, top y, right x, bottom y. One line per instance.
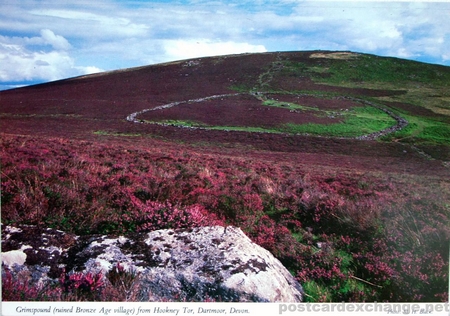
162, 39, 267, 61
287, 1, 450, 63
0, 43, 69, 81
40, 29, 71, 50
29, 8, 149, 39
0, 32, 102, 82
396, 47, 416, 59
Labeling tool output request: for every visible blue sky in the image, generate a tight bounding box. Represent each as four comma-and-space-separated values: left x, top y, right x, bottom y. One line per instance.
1, 0, 449, 90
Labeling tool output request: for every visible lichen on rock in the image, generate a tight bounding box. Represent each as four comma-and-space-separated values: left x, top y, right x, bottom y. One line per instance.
1, 224, 303, 302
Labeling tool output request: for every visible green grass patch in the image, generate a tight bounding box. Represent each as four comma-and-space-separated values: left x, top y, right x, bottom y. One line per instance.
421, 124, 450, 143
152, 119, 208, 128
307, 54, 450, 87
277, 55, 450, 112
282, 106, 396, 137
303, 280, 333, 302
335, 249, 353, 274
208, 125, 280, 133
262, 99, 319, 111
382, 116, 450, 145
337, 278, 370, 300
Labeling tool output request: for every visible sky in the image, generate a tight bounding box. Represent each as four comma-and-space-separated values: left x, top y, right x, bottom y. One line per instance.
1, 0, 449, 90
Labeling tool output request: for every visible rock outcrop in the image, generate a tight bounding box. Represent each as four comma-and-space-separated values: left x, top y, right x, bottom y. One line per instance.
1, 224, 303, 302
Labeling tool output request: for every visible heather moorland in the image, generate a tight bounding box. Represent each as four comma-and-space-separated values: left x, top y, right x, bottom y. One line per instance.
1, 51, 449, 302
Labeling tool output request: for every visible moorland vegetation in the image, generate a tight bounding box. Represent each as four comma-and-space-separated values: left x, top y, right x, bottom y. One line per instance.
1, 51, 449, 302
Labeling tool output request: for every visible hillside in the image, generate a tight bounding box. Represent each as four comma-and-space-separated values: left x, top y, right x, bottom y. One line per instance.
1, 51, 449, 302
1, 51, 449, 173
